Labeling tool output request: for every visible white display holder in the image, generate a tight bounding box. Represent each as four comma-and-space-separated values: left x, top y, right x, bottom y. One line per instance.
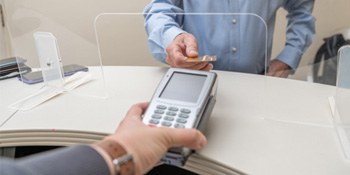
34, 32, 65, 87
10, 32, 107, 110
332, 45, 350, 162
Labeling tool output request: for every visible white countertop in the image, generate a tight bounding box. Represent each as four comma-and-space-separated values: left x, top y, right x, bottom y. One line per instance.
1, 66, 349, 174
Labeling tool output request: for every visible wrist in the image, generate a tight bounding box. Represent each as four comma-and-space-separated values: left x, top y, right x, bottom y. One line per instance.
95, 139, 135, 175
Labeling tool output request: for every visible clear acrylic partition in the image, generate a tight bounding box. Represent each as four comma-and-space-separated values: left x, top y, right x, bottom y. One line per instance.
94, 13, 267, 67
5, 12, 107, 111
95, 13, 267, 167
94, 13, 164, 67
94, 13, 267, 107
262, 49, 337, 125
334, 45, 350, 161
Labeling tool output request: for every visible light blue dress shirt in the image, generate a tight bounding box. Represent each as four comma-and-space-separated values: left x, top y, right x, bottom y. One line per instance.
144, 0, 315, 74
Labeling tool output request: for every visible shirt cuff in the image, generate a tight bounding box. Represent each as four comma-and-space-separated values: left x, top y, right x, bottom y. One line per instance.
163, 26, 186, 48
17, 145, 111, 175
91, 145, 114, 175
276, 45, 303, 70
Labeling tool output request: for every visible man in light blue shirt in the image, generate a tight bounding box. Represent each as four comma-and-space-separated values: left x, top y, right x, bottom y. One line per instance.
144, 0, 315, 77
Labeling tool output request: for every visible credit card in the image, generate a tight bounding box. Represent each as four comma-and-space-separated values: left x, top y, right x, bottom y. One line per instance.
185, 55, 217, 62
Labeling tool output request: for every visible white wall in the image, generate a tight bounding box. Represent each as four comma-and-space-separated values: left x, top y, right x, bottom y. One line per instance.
2, 0, 159, 67
2, 0, 350, 80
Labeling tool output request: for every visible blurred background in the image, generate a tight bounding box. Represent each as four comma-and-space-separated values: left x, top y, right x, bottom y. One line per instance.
0, 0, 349, 81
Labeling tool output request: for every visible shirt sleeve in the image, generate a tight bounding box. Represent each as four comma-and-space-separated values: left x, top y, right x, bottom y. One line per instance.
0, 145, 110, 175
143, 0, 186, 63
277, 0, 316, 70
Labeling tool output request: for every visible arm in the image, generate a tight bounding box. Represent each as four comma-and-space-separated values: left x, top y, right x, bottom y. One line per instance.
0, 103, 207, 175
268, 0, 315, 77
0, 145, 110, 175
144, 1, 212, 70
143, 0, 185, 63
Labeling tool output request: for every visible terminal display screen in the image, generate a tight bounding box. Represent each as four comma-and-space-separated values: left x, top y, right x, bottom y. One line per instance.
159, 72, 207, 103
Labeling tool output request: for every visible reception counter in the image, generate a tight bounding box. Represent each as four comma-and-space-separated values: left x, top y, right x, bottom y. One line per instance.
1, 66, 349, 175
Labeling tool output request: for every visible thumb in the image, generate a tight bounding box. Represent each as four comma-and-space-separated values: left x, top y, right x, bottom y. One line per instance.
125, 102, 149, 120
184, 35, 198, 58
164, 128, 207, 150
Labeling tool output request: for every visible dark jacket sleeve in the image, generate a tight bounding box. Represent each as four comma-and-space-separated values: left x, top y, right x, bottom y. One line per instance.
0, 145, 110, 175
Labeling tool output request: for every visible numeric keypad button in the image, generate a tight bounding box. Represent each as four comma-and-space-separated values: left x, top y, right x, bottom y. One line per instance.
161, 121, 172, 127
151, 114, 162, 119
168, 107, 179, 111
154, 109, 165, 114
166, 111, 177, 116
164, 116, 175, 121
178, 113, 189, 118
174, 123, 185, 128
156, 105, 167, 110
149, 119, 160, 125
180, 108, 191, 114
176, 118, 187, 124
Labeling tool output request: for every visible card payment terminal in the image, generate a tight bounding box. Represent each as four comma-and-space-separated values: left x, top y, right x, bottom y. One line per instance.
142, 68, 218, 166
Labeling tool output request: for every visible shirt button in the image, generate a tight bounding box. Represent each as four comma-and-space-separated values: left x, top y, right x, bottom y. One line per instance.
232, 19, 237, 24
232, 47, 237, 53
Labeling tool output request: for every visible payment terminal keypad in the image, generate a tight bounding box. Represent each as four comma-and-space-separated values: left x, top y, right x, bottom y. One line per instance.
147, 104, 191, 128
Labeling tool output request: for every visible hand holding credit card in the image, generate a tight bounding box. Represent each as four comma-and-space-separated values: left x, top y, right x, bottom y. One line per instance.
185, 55, 217, 62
